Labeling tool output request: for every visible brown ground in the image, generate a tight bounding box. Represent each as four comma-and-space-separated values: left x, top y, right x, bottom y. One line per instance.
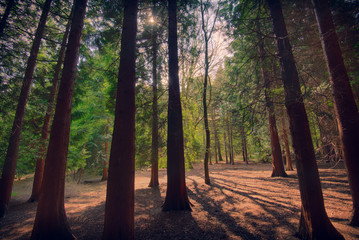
0, 161, 358, 240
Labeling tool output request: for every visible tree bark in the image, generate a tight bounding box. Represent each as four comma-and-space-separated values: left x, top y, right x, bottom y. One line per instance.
102, 0, 138, 239
101, 124, 109, 181
267, 0, 344, 238
312, 0, 359, 226
30, 0, 87, 238
0, 0, 16, 38
256, 20, 287, 177
162, 0, 191, 212
240, 124, 248, 164
28, 12, 72, 203
149, 2, 159, 187
0, 0, 52, 218
281, 114, 293, 171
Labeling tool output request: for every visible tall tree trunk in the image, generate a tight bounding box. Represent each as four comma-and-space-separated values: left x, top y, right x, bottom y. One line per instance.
281, 114, 293, 171
256, 20, 287, 177
201, 1, 211, 185
102, 0, 138, 239
241, 124, 248, 164
28, 13, 72, 203
0, 0, 16, 38
212, 114, 222, 163
312, 0, 359, 226
267, 0, 344, 239
229, 116, 234, 165
0, 0, 52, 218
101, 124, 110, 181
149, 3, 159, 188
162, 0, 191, 212
30, 0, 87, 238
224, 118, 228, 164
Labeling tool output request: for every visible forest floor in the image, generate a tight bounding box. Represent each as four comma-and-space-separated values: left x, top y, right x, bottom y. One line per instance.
0, 161, 358, 240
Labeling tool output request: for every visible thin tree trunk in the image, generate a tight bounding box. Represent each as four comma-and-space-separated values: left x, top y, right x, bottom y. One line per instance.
229, 116, 234, 165
0, 0, 52, 218
102, 0, 138, 239
162, 0, 191, 212
149, 3, 159, 187
312, 0, 359, 226
267, 0, 343, 238
213, 115, 222, 163
256, 20, 287, 177
31, 0, 87, 238
0, 0, 16, 38
28, 13, 72, 203
201, 2, 211, 184
101, 137, 109, 181
281, 114, 293, 171
224, 118, 228, 164
241, 124, 248, 164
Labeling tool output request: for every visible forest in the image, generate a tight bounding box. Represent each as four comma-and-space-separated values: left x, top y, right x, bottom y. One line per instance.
0, 0, 359, 239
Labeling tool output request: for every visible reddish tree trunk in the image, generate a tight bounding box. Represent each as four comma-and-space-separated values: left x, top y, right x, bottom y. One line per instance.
281, 115, 293, 171
0, 0, 16, 37
0, 0, 52, 218
149, 5, 159, 187
267, 0, 343, 238
102, 0, 138, 239
28, 13, 72, 203
162, 0, 191, 212
312, 0, 359, 226
256, 20, 287, 177
30, 0, 87, 238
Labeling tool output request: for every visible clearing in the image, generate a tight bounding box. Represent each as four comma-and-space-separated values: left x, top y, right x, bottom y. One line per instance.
0, 161, 358, 239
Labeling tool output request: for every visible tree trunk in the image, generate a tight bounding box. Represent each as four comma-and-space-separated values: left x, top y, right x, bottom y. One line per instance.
102, 0, 138, 239
162, 0, 191, 212
201, 1, 211, 185
312, 0, 359, 226
28, 12, 72, 203
281, 114, 293, 171
0, 0, 52, 218
30, 0, 87, 238
256, 20, 287, 177
224, 119, 228, 164
101, 124, 109, 181
213, 115, 222, 163
241, 124, 248, 164
267, 0, 344, 239
149, 3, 159, 188
0, 0, 16, 38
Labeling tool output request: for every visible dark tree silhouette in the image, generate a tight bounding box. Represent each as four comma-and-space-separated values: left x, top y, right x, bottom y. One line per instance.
28, 11, 72, 203
0, 0, 16, 38
102, 0, 138, 239
149, 0, 159, 188
162, 0, 192, 212
0, 0, 53, 218
312, 0, 359, 227
30, 0, 88, 238
267, 0, 344, 239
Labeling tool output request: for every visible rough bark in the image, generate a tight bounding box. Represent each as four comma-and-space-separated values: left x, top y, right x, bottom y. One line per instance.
0, 0, 52, 218
28, 13, 72, 203
30, 0, 87, 239
0, 0, 16, 38
102, 0, 138, 239
312, 0, 359, 226
149, 2, 159, 187
281, 115, 293, 171
162, 0, 191, 212
267, 0, 344, 238
256, 20, 287, 177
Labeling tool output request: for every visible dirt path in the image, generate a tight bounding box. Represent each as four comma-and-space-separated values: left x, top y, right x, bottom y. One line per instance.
0, 162, 358, 239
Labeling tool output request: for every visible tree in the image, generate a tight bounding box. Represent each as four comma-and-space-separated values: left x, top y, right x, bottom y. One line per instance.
102, 0, 138, 238
0, 0, 16, 38
28, 11, 72, 203
162, 0, 192, 212
149, 0, 159, 188
256, 18, 287, 177
30, 0, 88, 238
0, 0, 53, 218
266, 0, 344, 238
311, 0, 359, 226
281, 114, 293, 171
